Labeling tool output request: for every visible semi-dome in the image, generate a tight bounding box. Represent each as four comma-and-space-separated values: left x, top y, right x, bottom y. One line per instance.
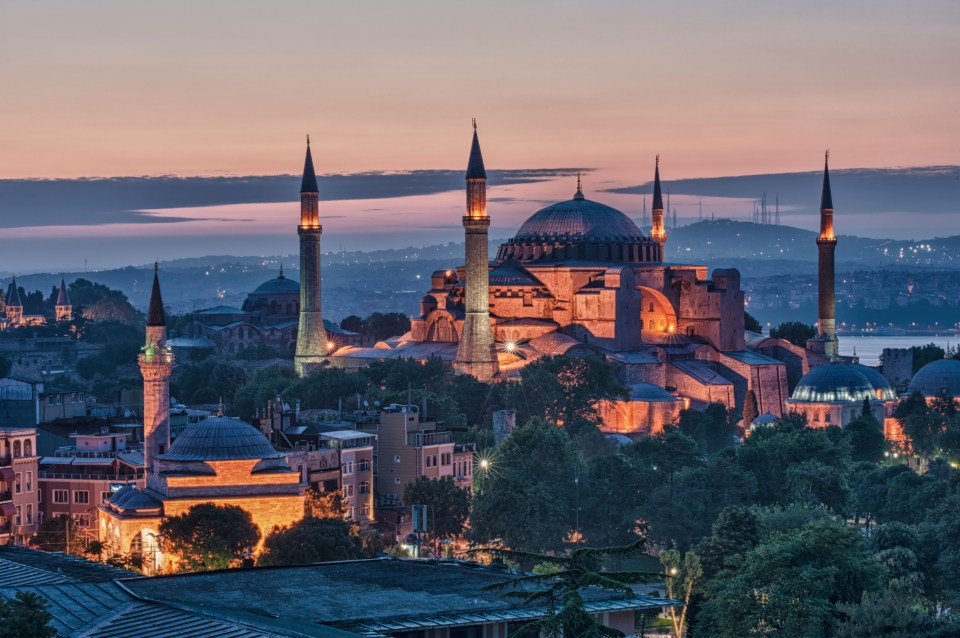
791, 363, 891, 403
909, 358, 960, 398
628, 383, 680, 402
496, 190, 661, 264
253, 274, 299, 295
160, 416, 283, 462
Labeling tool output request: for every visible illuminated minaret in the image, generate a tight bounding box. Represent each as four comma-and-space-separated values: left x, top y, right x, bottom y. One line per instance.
454, 121, 499, 381
649, 156, 667, 257
139, 264, 173, 493
817, 151, 838, 360
55, 276, 72, 322
294, 136, 328, 376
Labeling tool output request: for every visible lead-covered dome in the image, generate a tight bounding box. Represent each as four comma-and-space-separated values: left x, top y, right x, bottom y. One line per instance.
909, 358, 960, 398
496, 189, 661, 264
253, 274, 299, 295
514, 198, 645, 243
791, 363, 894, 403
160, 416, 283, 462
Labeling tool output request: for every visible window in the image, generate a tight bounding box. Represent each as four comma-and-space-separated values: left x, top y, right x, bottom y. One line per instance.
25, 471, 31, 492
73, 513, 90, 527
12, 441, 20, 458
102, 492, 112, 503
48, 396, 55, 405
14, 473, 21, 494
342, 484, 354, 498
74, 490, 89, 504
361, 504, 370, 517
394, 477, 401, 485
56, 395, 62, 405
358, 459, 370, 472
824, 412, 832, 423
26, 505, 32, 525
15, 506, 21, 526
359, 481, 370, 495
425, 456, 433, 468
342, 461, 354, 475
53, 490, 68, 504
441, 453, 451, 466
394, 455, 401, 464
348, 506, 356, 519
23, 440, 31, 456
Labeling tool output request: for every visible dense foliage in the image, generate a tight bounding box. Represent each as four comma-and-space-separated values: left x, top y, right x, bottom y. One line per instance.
259, 517, 363, 566
403, 476, 471, 539
159, 503, 261, 571
0, 592, 57, 638
769, 321, 816, 346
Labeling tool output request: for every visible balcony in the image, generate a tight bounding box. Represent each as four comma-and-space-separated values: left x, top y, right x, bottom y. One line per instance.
38, 471, 144, 481
0, 490, 11, 502
406, 431, 453, 447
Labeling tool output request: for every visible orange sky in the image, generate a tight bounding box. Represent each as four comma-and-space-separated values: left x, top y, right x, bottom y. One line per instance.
1, 1, 958, 180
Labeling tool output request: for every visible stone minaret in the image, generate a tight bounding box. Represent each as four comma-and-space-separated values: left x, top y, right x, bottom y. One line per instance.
139, 264, 173, 493
817, 151, 838, 360
649, 156, 667, 257
454, 121, 499, 381
55, 276, 72, 322
295, 137, 328, 376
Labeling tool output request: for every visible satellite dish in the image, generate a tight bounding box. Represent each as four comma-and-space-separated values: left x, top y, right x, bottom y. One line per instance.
374, 401, 381, 407
363, 400, 369, 407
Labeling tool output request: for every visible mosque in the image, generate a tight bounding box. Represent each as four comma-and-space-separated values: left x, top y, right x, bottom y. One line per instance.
0, 277, 72, 330
329, 127, 858, 436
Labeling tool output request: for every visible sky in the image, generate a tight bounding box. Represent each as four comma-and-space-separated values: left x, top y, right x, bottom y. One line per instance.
1, 1, 958, 272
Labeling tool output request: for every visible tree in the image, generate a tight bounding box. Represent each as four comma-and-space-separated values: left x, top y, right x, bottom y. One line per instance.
259, 517, 362, 566
845, 412, 887, 463
304, 488, 349, 519
339, 315, 363, 334
516, 355, 627, 428
479, 540, 655, 638
742, 389, 759, 430
660, 549, 702, 638
912, 343, 946, 374
695, 505, 760, 579
698, 519, 884, 637
469, 418, 579, 553
364, 312, 411, 340
744, 311, 763, 334
895, 392, 944, 470
579, 454, 647, 548
159, 503, 261, 571
30, 514, 84, 554
403, 476, 470, 539
0, 591, 57, 638
769, 321, 816, 347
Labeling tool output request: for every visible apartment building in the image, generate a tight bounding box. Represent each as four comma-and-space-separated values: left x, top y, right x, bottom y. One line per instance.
0, 426, 40, 545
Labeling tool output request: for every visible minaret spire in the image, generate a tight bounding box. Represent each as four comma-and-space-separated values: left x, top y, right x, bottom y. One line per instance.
574, 172, 584, 200
295, 138, 328, 375
138, 264, 173, 493
815, 150, 838, 360
454, 120, 499, 381
649, 155, 667, 257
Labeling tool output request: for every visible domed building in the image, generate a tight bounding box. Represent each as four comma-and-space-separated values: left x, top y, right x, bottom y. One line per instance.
908, 357, 960, 399
330, 132, 799, 436
99, 273, 304, 573
786, 361, 902, 441
176, 266, 364, 357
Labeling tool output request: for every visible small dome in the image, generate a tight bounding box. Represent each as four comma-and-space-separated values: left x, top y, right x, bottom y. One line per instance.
253, 275, 300, 295
752, 412, 779, 427
791, 363, 892, 403
489, 260, 542, 287
161, 416, 283, 462
107, 485, 162, 511
628, 383, 679, 402
909, 358, 960, 398
514, 198, 644, 243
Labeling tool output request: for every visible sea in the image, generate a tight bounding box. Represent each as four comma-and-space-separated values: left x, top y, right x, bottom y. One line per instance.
836, 336, 956, 366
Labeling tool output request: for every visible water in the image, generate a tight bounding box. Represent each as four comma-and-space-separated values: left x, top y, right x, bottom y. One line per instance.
836, 335, 956, 366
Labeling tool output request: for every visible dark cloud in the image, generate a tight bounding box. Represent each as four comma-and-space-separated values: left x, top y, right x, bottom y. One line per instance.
606, 166, 960, 215
0, 168, 585, 229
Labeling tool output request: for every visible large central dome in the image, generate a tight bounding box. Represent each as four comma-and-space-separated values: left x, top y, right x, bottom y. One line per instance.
514, 197, 645, 242
496, 188, 660, 264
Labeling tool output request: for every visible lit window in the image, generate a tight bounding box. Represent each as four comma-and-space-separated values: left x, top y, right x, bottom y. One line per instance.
74, 491, 89, 504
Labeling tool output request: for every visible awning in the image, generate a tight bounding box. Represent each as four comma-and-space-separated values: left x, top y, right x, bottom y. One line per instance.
0, 502, 16, 518
0, 467, 15, 482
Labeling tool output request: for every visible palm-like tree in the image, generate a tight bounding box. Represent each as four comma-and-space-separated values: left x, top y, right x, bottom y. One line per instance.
476, 539, 659, 637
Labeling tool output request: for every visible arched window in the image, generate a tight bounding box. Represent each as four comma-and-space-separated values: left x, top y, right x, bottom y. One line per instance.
12, 441, 21, 458
23, 440, 31, 457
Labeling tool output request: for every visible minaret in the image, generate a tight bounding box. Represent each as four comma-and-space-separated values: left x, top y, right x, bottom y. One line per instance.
454, 120, 499, 381
55, 276, 72, 322
649, 156, 667, 258
294, 136, 328, 376
138, 264, 173, 493
817, 151, 838, 360
5, 277, 23, 326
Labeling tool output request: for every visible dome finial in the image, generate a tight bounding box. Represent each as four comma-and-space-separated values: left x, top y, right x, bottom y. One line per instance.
279, 262, 284, 278
574, 172, 584, 200
472, 117, 477, 131
217, 397, 224, 417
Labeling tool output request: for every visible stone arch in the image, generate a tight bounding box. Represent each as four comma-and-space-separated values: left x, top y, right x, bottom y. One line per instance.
638, 286, 677, 334
425, 311, 458, 343
23, 440, 31, 457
